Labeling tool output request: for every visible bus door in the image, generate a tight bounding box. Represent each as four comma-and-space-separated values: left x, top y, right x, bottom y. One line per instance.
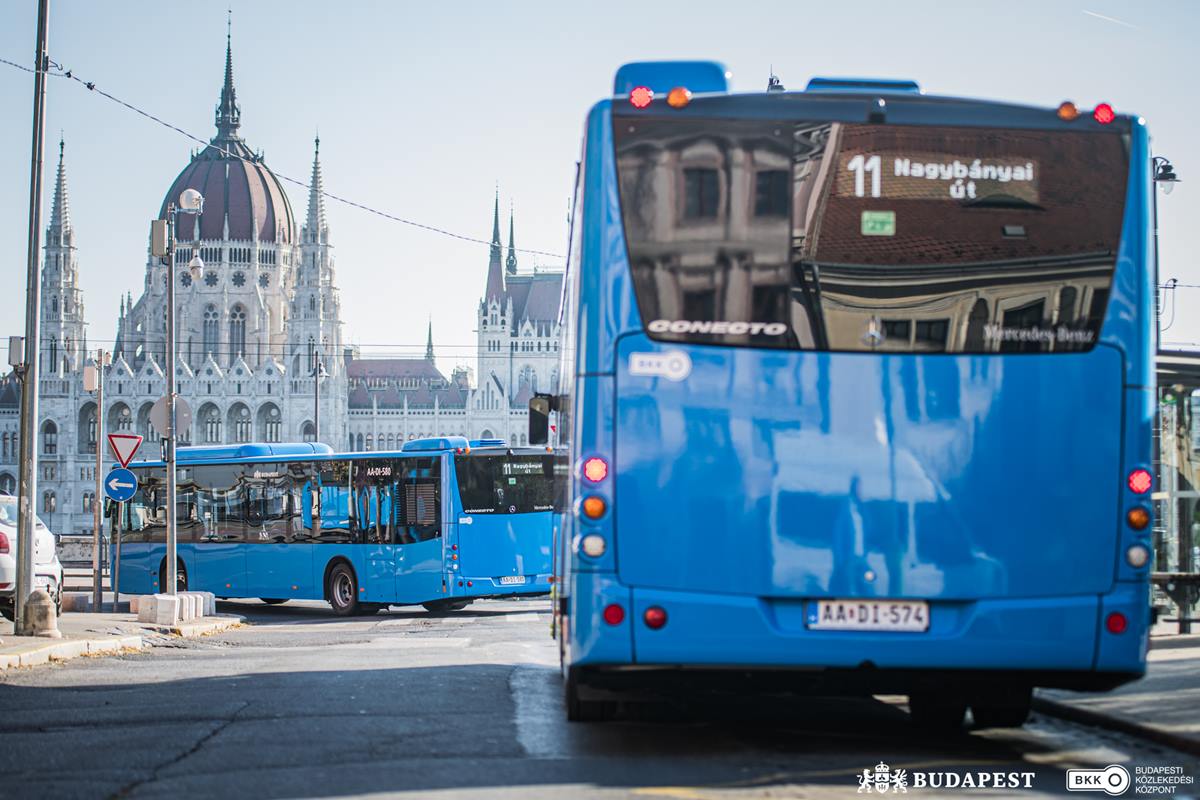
355, 460, 401, 603
393, 456, 446, 604
243, 464, 312, 599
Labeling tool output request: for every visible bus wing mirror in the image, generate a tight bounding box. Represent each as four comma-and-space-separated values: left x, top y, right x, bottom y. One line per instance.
529, 393, 558, 446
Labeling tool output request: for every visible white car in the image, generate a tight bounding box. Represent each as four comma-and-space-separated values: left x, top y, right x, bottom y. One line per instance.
0, 494, 64, 620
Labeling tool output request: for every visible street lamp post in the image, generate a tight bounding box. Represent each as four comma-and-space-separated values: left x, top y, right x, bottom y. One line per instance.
312, 348, 324, 443
150, 190, 203, 599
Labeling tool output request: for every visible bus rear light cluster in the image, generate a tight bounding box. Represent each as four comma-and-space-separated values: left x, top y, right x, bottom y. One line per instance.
1127, 469, 1152, 494
603, 603, 625, 625
1106, 612, 1128, 634
643, 606, 668, 629
582, 496, 607, 520
1126, 545, 1150, 569
0, 531, 8, 554
1126, 506, 1150, 530
583, 457, 608, 482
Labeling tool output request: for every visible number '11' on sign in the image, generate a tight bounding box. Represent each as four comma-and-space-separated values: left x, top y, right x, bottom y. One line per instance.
847, 154, 882, 198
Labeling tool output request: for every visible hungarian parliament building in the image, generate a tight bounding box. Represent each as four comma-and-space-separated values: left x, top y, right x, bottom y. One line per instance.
0, 39, 562, 536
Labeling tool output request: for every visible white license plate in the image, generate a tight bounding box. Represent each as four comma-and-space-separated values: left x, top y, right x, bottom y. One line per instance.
499, 576, 527, 585
809, 599, 929, 632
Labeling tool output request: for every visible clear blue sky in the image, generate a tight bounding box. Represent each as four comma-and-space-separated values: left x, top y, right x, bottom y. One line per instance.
2, 0, 1198, 371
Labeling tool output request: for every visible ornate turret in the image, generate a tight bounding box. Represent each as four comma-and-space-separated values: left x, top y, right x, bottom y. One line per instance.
425, 320, 435, 363
214, 23, 241, 144
505, 205, 517, 275
485, 189, 504, 302
304, 136, 328, 244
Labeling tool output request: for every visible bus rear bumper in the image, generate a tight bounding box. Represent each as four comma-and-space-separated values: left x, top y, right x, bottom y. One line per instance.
570, 579, 1147, 691
452, 573, 552, 600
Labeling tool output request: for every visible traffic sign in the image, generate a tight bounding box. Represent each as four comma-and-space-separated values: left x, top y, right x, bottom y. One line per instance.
149, 396, 193, 439
104, 468, 138, 502
107, 433, 144, 468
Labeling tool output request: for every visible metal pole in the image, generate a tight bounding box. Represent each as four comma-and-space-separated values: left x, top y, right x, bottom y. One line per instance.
165, 207, 178, 596
92, 349, 104, 610
112, 501, 121, 604
313, 350, 320, 443
15, 0, 50, 634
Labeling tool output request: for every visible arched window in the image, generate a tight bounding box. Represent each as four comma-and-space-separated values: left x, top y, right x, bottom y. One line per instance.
365, 434, 374, 452
42, 491, 56, 514
260, 405, 282, 443
82, 493, 93, 513
0, 473, 15, 495
48, 337, 57, 370
201, 405, 221, 444
203, 305, 219, 356
229, 404, 252, 443
301, 421, 316, 443
229, 304, 247, 360
41, 420, 58, 455
355, 433, 364, 451
51, 297, 58, 314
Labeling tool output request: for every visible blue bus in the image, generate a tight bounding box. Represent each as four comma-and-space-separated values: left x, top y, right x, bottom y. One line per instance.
117, 438, 561, 614
542, 62, 1157, 725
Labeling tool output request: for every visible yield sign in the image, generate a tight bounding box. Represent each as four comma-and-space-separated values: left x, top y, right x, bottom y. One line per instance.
107, 433, 144, 468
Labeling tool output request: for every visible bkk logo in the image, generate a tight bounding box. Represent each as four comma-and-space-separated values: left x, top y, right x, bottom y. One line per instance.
1066, 765, 1131, 795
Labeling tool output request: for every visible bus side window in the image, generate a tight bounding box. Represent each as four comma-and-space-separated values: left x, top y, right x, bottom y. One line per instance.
398, 457, 441, 544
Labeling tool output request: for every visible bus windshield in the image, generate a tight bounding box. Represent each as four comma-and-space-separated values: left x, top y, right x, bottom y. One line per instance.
615, 117, 1129, 354
455, 454, 564, 515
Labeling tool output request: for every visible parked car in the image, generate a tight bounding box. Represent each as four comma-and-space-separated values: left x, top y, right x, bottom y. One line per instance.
0, 494, 64, 620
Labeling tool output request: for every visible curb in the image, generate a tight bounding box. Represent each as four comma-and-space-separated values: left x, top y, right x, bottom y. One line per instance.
143, 614, 244, 637
0, 634, 144, 671
1033, 696, 1200, 757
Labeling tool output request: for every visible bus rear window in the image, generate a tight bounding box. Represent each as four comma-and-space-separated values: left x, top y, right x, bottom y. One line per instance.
455, 454, 565, 515
615, 116, 1128, 354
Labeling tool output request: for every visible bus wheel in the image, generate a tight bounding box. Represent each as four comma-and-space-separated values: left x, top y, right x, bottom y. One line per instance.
908, 693, 967, 731
327, 563, 360, 616
158, 559, 188, 593
565, 668, 613, 722
260, 598, 288, 606
971, 686, 1032, 729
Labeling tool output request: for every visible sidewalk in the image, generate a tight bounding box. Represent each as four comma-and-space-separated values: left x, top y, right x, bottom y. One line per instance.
1037, 623, 1200, 755
0, 603, 243, 672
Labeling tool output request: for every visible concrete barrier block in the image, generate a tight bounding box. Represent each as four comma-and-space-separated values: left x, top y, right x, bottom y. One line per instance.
183, 592, 214, 618
136, 594, 180, 626
136, 595, 156, 623
127, 596, 140, 614
181, 593, 199, 621
62, 593, 92, 613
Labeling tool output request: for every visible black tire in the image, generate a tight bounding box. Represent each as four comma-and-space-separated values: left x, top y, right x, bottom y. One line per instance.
971, 686, 1032, 729
908, 693, 967, 731
565, 668, 614, 723
422, 599, 471, 613
158, 559, 188, 593
260, 598, 288, 606
327, 563, 361, 616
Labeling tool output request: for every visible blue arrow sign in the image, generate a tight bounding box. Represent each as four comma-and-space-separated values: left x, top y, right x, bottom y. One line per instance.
104, 467, 138, 502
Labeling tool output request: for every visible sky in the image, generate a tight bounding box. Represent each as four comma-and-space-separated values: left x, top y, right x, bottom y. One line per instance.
1, 0, 1199, 376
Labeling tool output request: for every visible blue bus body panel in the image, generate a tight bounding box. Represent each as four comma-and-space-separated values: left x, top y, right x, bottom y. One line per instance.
614, 338, 1124, 600
457, 513, 553, 582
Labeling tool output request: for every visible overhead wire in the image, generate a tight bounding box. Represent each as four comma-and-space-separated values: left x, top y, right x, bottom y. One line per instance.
1, 53, 567, 260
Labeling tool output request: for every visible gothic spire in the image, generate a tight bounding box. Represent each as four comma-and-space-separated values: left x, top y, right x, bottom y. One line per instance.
304, 135, 327, 243
48, 136, 70, 237
485, 188, 505, 302
214, 17, 241, 142
425, 319, 435, 363
505, 203, 517, 275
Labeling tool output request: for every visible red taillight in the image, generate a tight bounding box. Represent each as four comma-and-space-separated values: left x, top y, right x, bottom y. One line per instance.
644, 606, 667, 629
467, 581, 473, 587
603, 603, 625, 625
451, 544, 458, 551
629, 86, 653, 108
583, 457, 608, 483
1106, 612, 1128, 634
0, 531, 8, 554
1093, 103, 1115, 124
1128, 469, 1152, 494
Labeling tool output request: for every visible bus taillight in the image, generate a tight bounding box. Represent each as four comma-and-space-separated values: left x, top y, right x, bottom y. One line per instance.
603, 603, 625, 625
583, 457, 608, 482
1106, 612, 1127, 634
1127, 469, 1152, 494
644, 606, 667, 629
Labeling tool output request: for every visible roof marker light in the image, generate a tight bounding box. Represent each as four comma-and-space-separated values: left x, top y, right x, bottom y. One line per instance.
667, 86, 692, 108
1057, 101, 1079, 121
1093, 103, 1116, 124
629, 86, 654, 108
583, 457, 608, 483
1128, 469, 1152, 494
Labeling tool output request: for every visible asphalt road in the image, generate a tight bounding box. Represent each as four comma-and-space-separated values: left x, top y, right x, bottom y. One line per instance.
0, 598, 1195, 800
